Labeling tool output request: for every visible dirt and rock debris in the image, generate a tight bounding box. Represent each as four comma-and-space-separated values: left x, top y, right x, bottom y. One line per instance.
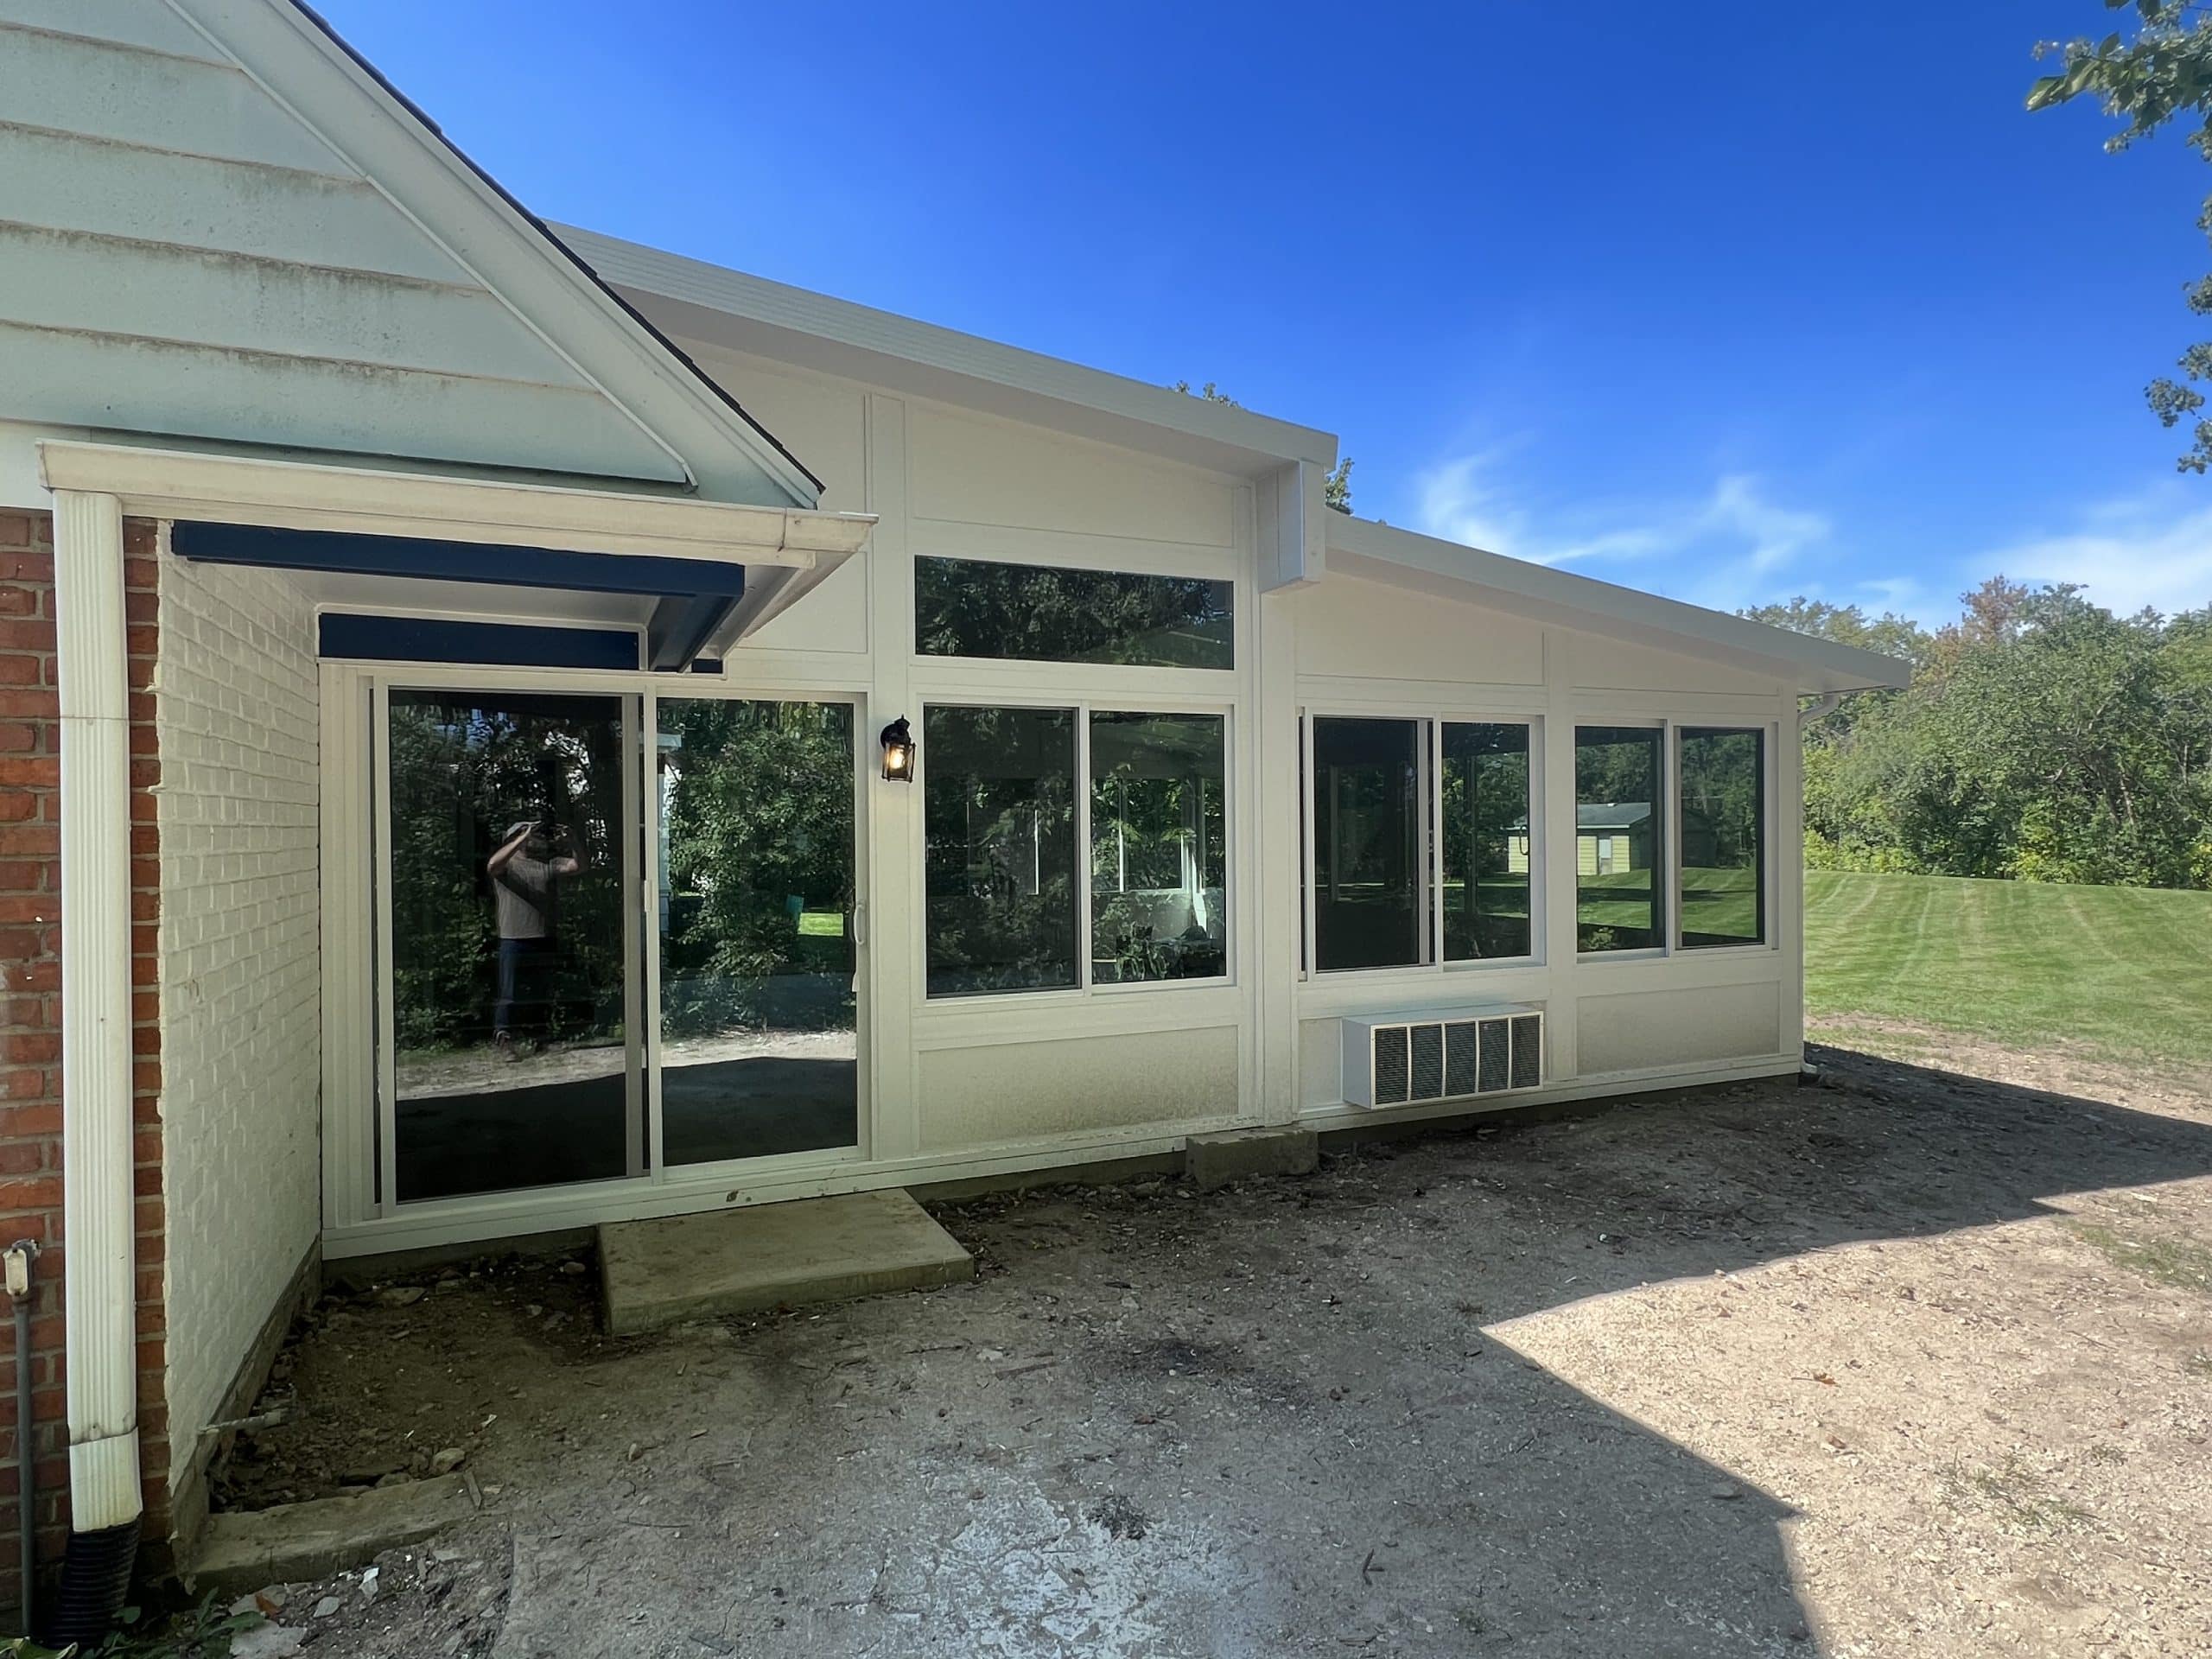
191, 1031, 2212, 1656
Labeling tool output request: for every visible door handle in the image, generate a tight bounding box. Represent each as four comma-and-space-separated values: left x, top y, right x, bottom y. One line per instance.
851, 901, 867, 948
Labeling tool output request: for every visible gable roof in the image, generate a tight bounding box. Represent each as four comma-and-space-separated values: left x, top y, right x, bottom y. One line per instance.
1576, 803, 1653, 832
0, 0, 818, 505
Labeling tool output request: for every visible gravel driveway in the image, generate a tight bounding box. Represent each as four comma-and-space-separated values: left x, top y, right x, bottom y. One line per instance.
216, 1032, 2212, 1657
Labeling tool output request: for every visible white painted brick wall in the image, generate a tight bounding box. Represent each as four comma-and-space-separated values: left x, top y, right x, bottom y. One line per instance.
154, 547, 321, 1469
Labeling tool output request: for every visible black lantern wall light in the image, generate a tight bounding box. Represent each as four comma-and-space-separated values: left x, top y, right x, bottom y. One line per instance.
880, 716, 915, 782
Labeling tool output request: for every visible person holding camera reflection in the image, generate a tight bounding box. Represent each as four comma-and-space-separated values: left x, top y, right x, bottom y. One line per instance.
486, 818, 583, 1058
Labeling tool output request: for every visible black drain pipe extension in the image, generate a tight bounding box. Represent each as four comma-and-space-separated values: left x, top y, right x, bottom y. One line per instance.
5, 1239, 37, 1637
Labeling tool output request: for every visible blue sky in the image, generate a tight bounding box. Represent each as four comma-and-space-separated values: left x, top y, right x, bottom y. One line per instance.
316, 1, 2212, 626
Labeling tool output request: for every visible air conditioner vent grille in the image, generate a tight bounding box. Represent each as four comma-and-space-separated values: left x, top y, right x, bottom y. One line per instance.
1372, 1026, 1408, 1104
1409, 1024, 1446, 1100
1342, 1006, 1545, 1109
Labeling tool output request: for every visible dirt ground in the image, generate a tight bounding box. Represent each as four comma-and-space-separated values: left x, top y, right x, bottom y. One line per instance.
202, 1029, 2212, 1657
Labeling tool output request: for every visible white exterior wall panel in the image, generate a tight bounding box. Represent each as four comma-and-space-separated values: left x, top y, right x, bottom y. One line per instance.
918, 1027, 1242, 1152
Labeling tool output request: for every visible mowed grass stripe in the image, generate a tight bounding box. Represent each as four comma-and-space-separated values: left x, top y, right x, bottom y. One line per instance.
1804, 870, 2212, 1068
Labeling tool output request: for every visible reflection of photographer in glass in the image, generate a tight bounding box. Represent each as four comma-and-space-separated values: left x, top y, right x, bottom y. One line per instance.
486, 819, 584, 1057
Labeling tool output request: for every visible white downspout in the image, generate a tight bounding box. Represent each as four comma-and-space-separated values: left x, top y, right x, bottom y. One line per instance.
51, 490, 143, 1535
1799, 691, 1846, 728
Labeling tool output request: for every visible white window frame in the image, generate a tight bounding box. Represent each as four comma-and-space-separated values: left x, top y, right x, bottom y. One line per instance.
914, 692, 1238, 1005
1672, 721, 1778, 956
1299, 708, 1546, 982
909, 549, 1241, 676
1570, 717, 1671, 965
1566, 715, 1783, 966
333, 661, 875, 1236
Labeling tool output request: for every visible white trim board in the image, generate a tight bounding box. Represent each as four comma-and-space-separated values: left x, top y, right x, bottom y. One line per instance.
37, 440, 874, 564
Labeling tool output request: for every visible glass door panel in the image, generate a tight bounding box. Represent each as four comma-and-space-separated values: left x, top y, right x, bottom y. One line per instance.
655, 699, 859, 1165
385, 690, 639, 1200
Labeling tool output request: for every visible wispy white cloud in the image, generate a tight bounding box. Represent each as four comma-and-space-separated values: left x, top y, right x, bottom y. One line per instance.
1978, 486, 2212, 619
1414, 450, 1872, 613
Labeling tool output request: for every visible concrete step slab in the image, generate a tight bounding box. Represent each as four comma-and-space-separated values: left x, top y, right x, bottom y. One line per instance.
188, 1474, 474, 1597
598, 1190, 974, 1336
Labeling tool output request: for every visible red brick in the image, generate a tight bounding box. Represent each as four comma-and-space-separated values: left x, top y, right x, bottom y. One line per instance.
1, 1033, 57, 1066
0, 1177, 61, 1213
2, 1106, 60, 1138
0, 823, 56, 858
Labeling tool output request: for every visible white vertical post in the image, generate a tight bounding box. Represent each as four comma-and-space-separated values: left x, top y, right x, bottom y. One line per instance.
863, 394, 919, 1160
1540, 631, 1580, 1083
52, 489, 143, 1533
1777, 698, 1805, 1062
1253, 546, 1302, 1124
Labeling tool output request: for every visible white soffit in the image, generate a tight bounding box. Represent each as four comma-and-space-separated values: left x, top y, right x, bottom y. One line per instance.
1326, 515, 1912, 695
555, 225, 1341, 480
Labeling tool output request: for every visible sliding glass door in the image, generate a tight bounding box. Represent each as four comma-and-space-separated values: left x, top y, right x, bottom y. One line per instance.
375, 685, 861, 1211
385, 690, 641, 1201
654, 698, 859, 1166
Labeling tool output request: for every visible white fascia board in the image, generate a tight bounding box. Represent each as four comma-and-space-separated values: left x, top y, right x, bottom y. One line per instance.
37, 440, 875, 565
1325, 515, 1912, 694
555, 225, 1342, 481
168, 0, 823, 509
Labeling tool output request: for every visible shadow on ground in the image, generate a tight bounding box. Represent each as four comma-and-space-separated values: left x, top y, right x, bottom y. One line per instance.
234, 1045, 2212, 1658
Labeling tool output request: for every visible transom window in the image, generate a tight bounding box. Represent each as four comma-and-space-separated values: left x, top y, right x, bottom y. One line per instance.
1307, 715, 1535, 974
914, 556, 1233, 669
923, 702, 1230, 996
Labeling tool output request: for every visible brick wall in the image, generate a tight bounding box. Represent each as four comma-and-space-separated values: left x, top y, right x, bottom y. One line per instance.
153, 547, 321, 1541
0, 507, 165, 1614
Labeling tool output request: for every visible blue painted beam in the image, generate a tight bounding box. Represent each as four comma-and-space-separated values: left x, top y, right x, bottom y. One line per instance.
173, 521, 748, 600
319, 613, 644, 669
645, 593, 735, 671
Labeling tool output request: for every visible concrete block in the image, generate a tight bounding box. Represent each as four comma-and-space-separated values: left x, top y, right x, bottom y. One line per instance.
187, 1475, 474, 1597
598, 1189, 974, 1336
1185, 1127, 1319, 1192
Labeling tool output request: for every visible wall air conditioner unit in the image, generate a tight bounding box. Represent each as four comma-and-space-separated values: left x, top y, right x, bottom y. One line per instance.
1341, 1005, 1544, 1109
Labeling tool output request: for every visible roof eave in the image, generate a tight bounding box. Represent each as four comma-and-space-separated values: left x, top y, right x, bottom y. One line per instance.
1325, 516, 1912, 696
553, 225, 1339, 481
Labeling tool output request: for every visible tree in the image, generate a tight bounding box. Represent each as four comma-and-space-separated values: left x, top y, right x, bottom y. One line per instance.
1754, 582, 2212, 887
2028, 2, 2212, 470
1173, 379, 1356, 512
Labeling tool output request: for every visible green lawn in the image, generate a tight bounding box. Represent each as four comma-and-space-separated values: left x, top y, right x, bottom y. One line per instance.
1804, 869, 2212, 1069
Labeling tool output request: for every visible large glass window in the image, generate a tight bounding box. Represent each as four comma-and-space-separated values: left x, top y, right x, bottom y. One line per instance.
1090, 712, 1227, 983
923, 705, 1079, 995
915, 556, 1233, 669
1441, 722, 1533, 961
1311, 717, 1427, 970
1575, 725, 1663, 952
1678, 727, 1766, 948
